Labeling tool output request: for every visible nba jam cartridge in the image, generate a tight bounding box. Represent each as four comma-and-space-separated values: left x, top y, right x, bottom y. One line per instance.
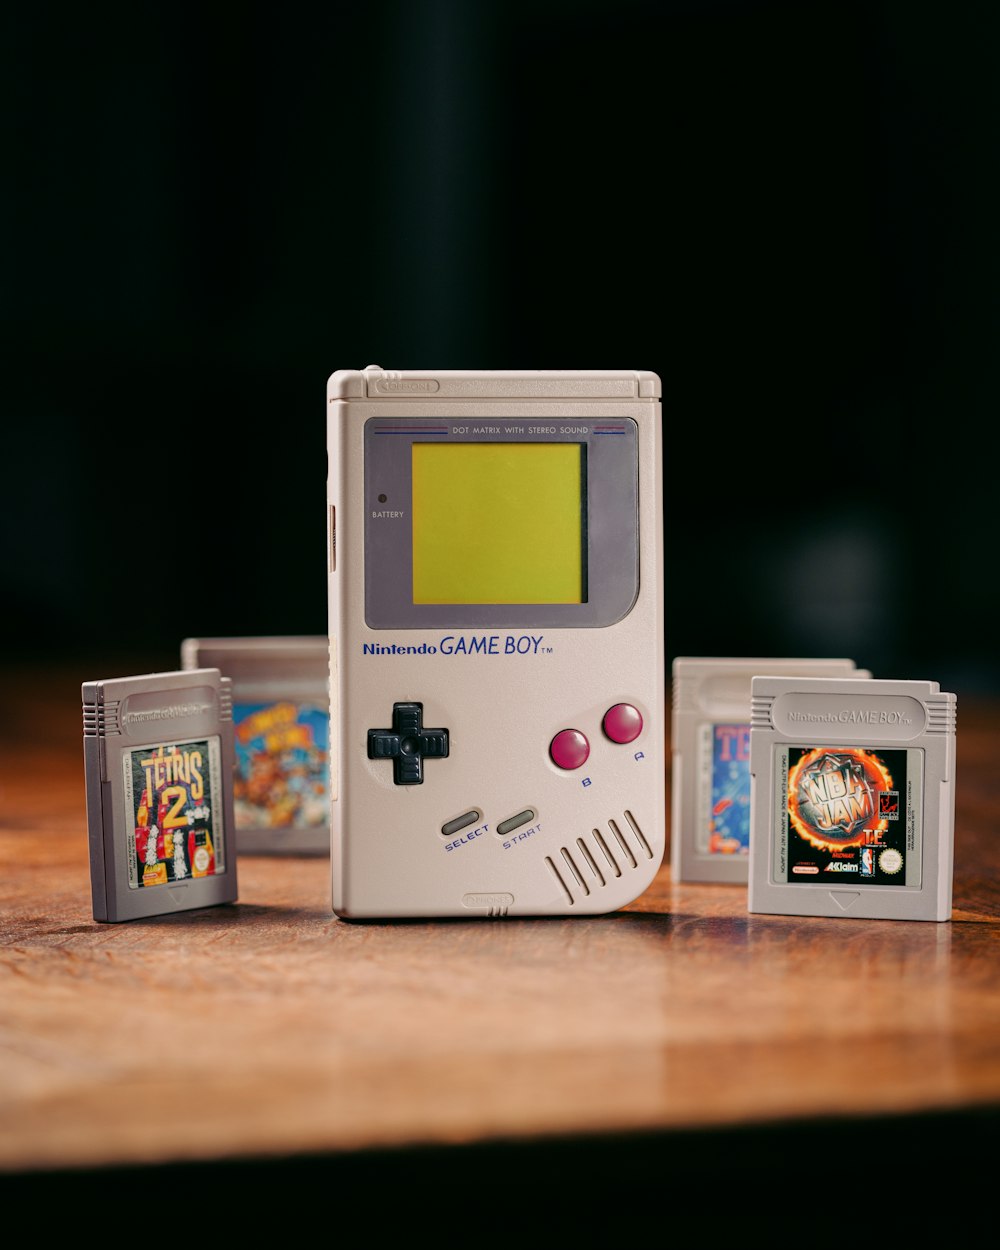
83, 669, 238, 922
748, 675, 956, 922
327, 367, 664, 918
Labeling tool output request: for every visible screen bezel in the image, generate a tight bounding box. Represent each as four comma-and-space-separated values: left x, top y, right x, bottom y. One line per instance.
364, 417, 639, 628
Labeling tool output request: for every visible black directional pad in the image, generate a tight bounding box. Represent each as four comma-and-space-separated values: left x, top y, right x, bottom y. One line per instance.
367, 702, 449, 785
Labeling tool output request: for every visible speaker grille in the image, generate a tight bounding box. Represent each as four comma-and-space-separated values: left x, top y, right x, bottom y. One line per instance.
545, 810, 652, 906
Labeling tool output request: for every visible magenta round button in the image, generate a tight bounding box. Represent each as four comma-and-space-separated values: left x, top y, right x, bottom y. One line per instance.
603, 703, 643, 744
550, 729, 590, 770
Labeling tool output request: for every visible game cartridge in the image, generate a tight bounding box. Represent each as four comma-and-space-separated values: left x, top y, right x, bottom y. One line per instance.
748, 676, 956, 921
671, 657, 870, 883
83, 668, 238, 922
181, 636, 330, 855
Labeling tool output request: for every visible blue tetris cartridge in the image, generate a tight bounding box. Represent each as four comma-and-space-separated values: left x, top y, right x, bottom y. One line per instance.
671, 658, 869, 884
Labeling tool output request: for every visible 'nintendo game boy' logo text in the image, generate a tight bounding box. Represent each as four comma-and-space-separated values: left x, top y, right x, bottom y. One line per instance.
788, 709, 912, 725
122, 702, 213, 726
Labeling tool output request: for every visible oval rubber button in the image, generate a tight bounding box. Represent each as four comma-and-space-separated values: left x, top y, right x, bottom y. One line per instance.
603, 703, 643, 744
550, 729, 590, 770
441, 811, 481, 838
496, 809, 535, 836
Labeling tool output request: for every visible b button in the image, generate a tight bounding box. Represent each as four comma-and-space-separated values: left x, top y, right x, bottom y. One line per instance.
550, 729, 590, 770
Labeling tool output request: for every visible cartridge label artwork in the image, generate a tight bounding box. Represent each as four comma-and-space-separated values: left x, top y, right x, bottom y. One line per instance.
774, 746, 922, 888
697, 722, 751, 855
123, 737, 225, 888
233, 702, 329, 829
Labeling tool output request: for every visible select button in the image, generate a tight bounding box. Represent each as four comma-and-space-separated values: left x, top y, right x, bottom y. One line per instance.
441, 810, 481, 838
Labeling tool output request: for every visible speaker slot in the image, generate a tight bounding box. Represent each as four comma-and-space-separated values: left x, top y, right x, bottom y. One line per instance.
576, 837, 605, 886
608, 819, 637, 869
545, 856, 574, 905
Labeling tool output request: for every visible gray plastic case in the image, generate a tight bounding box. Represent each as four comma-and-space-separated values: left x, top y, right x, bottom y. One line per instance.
671, 658, 870, 883
748, 676, 956, 921
328, 367, 664, 919
181, 636, 330, 855
83, 669, 238, 922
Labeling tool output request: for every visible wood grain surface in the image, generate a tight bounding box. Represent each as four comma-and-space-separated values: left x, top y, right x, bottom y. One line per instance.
2, 667, 999, 1175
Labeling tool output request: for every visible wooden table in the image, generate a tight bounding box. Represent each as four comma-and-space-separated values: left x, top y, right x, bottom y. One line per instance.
2, 666, 998, 1224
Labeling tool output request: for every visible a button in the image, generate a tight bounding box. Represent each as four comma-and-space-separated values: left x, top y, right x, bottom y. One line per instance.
441, 810, 481, 837
603, 703, 643, 744
497, 809, 535, 836
550, 729, 590, 770
367, 702, 449, 785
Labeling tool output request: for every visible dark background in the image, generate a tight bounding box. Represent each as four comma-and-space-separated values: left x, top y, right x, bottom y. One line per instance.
5, 0, 996, 693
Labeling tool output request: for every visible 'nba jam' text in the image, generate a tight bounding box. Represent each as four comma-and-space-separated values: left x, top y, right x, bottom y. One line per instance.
788, 748, 894, 851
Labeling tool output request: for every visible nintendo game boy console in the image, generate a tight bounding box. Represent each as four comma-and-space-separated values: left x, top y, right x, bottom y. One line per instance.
327, 367, 664, 918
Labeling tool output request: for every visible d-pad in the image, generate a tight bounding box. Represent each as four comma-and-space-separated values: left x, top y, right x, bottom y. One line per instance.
367, 702, 450, 785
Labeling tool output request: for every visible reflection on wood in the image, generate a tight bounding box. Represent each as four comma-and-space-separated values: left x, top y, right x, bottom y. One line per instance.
1, 674, 998, 1172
